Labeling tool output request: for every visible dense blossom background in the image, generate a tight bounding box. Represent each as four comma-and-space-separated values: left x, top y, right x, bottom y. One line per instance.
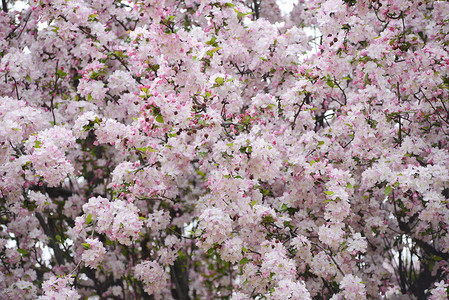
1, 0, 449, 299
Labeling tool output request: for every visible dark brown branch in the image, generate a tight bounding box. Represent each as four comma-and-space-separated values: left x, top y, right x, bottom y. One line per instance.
35, 212, 66, 265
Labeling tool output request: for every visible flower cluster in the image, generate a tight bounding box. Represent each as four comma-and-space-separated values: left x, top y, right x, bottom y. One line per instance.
39, 275, 80, 300
82, 197, 143, 245
81, 238, 106, 268
134, 260, 169, 297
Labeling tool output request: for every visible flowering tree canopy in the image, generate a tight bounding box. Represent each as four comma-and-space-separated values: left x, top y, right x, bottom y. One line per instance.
1, 0, 449, 298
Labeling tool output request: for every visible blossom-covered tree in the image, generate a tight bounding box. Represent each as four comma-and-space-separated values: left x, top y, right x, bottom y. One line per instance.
1, 0, 449, 298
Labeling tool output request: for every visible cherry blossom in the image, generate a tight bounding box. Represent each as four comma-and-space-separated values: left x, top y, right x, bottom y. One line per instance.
1, 0, 449, 298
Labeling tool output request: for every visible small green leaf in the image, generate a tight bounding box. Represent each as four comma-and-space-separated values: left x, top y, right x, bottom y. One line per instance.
137, 146, 157, 152
86, 214, 92, 224
156, 115, 164, 123
310, 160, 316, 166
281, 203, 288, 211
17, 249, 28, 255
239, 257, 249, 265
215, 77, 224, 85
210, 47, 222, 54
57, 69, 67, 78
385, 185, 393, 196
55, 235, 61, 242
206, 37, 216, 45
82, 243, 91, 250
318, 141, 325, 146
324, 191, 334, 196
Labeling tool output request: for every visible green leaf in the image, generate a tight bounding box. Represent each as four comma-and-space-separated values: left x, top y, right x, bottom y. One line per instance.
82, 243, 91, 250
250, 200, 257, 207
206, 248, 215, 255
17, 249, 28, 255
318, 141, 325, 146
215, 77, 224, 85
324, 191, 334, 195
385, 185, 393, 196
156, 115, 164, 123
34, 140, 42, 149
57, 69, 67, 78
310, 160, 316, 166
136, 146, 157, 152
88, 13, 98, 22
55, 235, 61, 242
206, 37, 217, 45
239, 257, 249, 265
209, 47, 222, 55
86, 213, 92, 224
